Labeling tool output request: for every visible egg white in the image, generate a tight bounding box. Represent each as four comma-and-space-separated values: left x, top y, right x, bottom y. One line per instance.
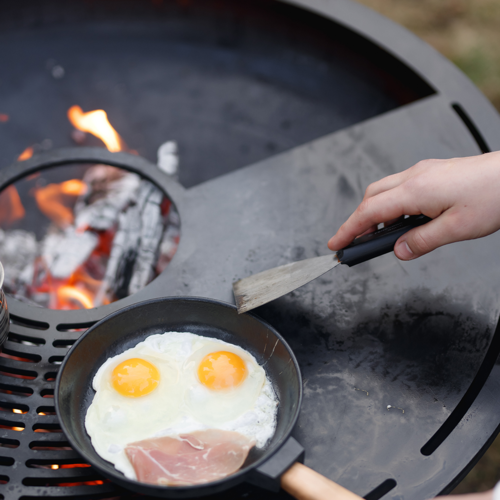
85, 331, 278, 480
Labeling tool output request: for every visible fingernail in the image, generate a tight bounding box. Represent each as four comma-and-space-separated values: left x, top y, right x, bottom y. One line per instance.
395, 239, 414, 260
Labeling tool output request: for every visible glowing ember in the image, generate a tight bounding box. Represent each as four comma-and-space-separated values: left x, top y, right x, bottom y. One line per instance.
0, 114, 9, 122
34, 180, 87, 228
18, 146, 34, 161
57, 285, 94, 310
67, 106, 125, 152
0, 185, 25, 225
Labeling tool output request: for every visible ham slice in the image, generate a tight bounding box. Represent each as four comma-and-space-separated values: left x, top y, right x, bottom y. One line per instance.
124, 429, 256, 486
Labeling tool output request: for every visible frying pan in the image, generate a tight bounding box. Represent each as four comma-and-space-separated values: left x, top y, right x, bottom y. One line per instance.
56, 297, 362, 500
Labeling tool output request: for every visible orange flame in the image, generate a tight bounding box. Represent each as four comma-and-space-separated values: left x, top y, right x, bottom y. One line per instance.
0, 185, 26, 224
67, 105, 125, 152
34, 179, 87, 228
18, 146, 34, 161
57, 286, 94, 309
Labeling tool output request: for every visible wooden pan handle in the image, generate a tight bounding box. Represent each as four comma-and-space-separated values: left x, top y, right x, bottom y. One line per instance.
281, 463, 363, 500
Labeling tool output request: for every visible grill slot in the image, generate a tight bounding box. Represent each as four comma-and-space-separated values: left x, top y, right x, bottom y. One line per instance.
56, 323, 95, 333
36, 407, 55, 416
0, 438, 19, 449
0, 419, 25, 431
29, 443, 72, 451
0, 384, 34, 398
33, 424, 62, 434
0, 367, 37, 381
48, 357, 64, 365
0, 403, 29, 414
0, 352, 40, 364
9, 317, 49, 331
26, 460, 91, 469
52, 341, 76, 349
39, 390, 54, 399
7, 334, 45, 347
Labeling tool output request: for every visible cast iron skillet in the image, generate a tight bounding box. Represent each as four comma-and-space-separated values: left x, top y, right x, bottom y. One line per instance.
56, 297, 305, 498
56, 297, 361, 499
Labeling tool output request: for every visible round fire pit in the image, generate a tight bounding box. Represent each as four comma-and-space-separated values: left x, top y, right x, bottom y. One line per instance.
0, 1, 500, 500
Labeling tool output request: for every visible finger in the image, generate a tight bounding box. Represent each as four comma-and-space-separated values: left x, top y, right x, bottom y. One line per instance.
393, 212, 461, 260
328, 186, 418, 250
363, 171, 408, 200
363, 159, 437, 200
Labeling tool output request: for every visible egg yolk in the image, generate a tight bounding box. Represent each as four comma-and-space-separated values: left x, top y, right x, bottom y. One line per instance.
197, 351, 247, 390
112, 358, 160, 397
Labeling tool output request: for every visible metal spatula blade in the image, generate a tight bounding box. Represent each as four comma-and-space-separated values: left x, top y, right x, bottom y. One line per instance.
233, 215, 432, 314
233, 254, 340, 314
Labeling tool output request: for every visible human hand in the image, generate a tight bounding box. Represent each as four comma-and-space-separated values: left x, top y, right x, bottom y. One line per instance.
328, 152, 500, 260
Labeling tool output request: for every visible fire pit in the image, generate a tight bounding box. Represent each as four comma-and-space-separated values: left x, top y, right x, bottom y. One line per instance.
1, 1, 500, 500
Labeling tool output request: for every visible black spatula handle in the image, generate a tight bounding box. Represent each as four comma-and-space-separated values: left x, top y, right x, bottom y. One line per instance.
336, 214, 432, 267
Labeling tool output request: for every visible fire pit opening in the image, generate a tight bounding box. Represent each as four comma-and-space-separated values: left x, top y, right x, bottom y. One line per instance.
0, 162, 180, 310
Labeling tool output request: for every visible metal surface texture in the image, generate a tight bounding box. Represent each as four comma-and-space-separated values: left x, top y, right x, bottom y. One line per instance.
0, 1, 500, 500
233, 255, 340, 314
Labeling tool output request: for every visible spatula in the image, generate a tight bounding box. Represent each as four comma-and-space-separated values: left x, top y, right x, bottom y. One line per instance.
233, 214, 431, 314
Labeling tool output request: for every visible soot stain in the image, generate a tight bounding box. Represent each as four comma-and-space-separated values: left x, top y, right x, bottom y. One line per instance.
337, 174, 356, 198
257, 289, 492, 396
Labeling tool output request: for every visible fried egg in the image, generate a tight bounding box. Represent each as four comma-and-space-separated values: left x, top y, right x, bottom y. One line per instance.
85, 332, 278, 480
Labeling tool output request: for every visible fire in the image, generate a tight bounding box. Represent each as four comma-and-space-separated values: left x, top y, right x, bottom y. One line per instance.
57, 286, 94, 310
18, 146, 34, 161
0, 185, 25, 225
34, 179, 87, 228
68, 105, 125, 152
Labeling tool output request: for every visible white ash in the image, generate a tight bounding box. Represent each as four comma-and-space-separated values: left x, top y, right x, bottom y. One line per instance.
41, 228, 98, 279
157, 141, 179, 176
0, 163, 180, 306
74, 166, 141, 231
96, 180, 167, 301
0, 229, 38, 290
128, 182, 164, 295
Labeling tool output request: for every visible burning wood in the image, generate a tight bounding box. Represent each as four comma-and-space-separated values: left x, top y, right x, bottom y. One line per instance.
0, 105, 180, 310
41, 229, 99, 279
0, 165, 179, 310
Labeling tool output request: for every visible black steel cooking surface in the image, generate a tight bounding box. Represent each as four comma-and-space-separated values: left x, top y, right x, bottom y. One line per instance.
0, 0, 433, 188
1, 1, 500, 500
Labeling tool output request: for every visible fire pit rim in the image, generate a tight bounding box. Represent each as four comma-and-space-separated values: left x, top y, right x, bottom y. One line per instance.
1, 147, 186, 322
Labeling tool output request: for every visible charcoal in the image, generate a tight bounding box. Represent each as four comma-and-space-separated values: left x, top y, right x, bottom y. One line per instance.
128, 182, 165, 295
0, 228, 38, 290
41, 228, 98, 279
74, 166, 141, 231
0, 162, 179, 309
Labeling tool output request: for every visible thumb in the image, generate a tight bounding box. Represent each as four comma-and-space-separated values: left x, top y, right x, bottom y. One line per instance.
394, 215, 457, 260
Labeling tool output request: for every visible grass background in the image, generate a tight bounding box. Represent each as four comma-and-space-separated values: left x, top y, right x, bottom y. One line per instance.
353, 0, 500, 494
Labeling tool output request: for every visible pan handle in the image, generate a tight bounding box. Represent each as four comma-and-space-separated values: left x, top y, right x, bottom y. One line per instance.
281, 463, 363, 500
247, 437, 363, 500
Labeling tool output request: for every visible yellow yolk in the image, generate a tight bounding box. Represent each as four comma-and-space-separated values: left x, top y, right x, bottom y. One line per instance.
112, 358, 160, 397
197, 351, 247, 390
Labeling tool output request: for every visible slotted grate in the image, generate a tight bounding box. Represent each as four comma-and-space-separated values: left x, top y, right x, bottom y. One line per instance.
0, 317, 119, 499
0, 148, 183, 500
